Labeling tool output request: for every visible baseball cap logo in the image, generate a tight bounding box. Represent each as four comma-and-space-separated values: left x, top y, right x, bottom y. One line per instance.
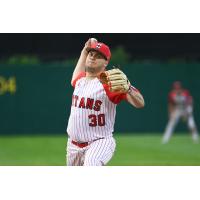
96, 43, 102, 49
89, 42, 111, 61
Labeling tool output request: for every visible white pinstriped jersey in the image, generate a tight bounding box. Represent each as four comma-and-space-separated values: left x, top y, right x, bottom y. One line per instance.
67, 72, 127, 142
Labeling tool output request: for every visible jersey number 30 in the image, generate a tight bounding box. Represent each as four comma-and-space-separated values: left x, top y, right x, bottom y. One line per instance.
88, 114, 105, 127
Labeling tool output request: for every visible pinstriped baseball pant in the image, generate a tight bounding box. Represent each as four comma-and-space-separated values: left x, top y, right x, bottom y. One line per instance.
66, 137, 116, 166
162, 108, 199, 143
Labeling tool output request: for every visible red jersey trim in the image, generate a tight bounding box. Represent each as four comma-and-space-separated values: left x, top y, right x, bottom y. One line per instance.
102, 84, 127, 104
168, 89, 191, 104
72, 72, 86, 87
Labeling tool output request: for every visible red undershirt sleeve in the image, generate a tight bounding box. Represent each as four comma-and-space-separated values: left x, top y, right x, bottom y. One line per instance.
168, 92, 174, 104
102, 84, 127, 104
102, 84, 142, 104
72, 72, 86, 87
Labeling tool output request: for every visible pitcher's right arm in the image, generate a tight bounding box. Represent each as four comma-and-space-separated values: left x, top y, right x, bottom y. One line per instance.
71, 38, 94, 86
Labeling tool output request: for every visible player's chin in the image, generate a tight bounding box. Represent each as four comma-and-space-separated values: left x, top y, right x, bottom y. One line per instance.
86, 64, 97, 70
85, 66, 96, 73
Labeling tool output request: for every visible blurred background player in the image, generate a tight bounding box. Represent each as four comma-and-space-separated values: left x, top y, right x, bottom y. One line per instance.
162, 81, 199, 144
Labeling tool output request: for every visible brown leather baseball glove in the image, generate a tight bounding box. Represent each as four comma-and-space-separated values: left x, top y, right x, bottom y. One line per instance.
100, 68, 130, 93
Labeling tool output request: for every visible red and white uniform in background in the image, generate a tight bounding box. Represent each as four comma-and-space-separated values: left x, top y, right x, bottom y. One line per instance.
162, 89, 199, 143
169, 89, 192, 110
66, 72, 138, 166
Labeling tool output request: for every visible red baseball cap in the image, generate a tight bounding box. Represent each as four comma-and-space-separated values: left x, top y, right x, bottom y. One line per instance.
88, 42, 111, 61
173, 81, 182, 89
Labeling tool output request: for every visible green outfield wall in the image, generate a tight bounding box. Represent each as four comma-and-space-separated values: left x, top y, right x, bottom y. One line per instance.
0, 63, 200, 134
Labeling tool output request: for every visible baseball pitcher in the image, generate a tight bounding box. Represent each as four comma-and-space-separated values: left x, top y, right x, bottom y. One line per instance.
162, 81, 199, 144
66, 38, 145, 166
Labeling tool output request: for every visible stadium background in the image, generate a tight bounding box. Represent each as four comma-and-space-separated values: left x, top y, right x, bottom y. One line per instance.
0, 33, 200, 165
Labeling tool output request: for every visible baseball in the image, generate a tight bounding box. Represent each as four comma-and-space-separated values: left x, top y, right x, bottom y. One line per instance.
90, 38, 98, 43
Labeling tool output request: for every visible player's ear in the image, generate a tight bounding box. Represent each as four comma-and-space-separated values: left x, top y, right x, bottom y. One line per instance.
104, 60, 108, 67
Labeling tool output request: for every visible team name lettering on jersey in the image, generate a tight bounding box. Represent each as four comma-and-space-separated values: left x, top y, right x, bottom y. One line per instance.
72, 95, 102, 111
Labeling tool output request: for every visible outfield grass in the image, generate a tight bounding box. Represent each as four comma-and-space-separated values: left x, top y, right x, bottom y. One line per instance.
0, 133, 199, 166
